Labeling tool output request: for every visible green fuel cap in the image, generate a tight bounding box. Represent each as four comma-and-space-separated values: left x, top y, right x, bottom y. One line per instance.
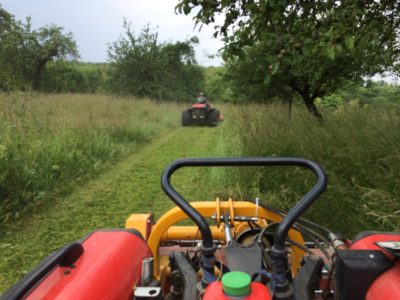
221, 271, 251, 296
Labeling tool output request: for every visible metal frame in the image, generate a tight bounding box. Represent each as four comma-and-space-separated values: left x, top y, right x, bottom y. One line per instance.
132, 200, 306, 278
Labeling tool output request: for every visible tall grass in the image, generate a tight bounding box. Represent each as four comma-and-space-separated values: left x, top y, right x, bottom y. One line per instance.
215, 103, 400, 236
0, 93, 181, 226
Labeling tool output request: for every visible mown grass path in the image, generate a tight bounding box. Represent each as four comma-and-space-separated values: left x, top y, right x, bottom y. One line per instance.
0, 126, 221, 293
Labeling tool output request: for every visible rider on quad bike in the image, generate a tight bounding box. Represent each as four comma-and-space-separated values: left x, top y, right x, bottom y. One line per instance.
196, 92, 210, 107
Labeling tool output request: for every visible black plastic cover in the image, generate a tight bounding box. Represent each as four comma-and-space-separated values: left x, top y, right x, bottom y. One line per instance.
334, 249, 394, 300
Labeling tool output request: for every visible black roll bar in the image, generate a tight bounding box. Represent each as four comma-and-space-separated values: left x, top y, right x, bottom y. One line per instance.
161, 157, 327, 251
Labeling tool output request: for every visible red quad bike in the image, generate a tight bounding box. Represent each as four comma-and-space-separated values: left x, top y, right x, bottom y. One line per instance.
181, 103, 220, 126
2, 157, 400, 300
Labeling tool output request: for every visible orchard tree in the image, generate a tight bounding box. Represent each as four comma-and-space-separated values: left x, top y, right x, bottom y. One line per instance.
223, 46, 296, 117
108, 21, 203, 100
31, 24, 79, 89
0, 6, 14, 38
177, 1, 400, 118
0, 6, 79, 90
0, 6, 29, 90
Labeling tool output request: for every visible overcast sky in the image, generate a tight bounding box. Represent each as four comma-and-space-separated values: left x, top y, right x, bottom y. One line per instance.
1, 0, 224, 66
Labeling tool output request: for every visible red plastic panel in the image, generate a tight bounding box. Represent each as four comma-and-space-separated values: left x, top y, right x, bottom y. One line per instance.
26, 230, 152, 300
192, 103, 207, 108
366, 261, 400, 300
203, 281, 272, 300
350, 233, 400, 258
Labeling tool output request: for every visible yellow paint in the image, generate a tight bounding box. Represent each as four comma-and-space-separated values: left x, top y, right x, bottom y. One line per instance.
126, 200, 305, 279
161, 226, 225, 242
125, 213, 153, 240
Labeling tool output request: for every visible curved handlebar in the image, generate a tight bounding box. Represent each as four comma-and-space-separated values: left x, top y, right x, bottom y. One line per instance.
161, 157, 327, 251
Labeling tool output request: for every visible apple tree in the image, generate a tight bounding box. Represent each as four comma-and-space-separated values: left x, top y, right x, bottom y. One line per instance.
177, 1, 400, 118
0, 6, 79, 90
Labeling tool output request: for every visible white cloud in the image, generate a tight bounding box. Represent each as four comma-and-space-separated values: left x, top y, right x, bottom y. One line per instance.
1, 0, 224, 66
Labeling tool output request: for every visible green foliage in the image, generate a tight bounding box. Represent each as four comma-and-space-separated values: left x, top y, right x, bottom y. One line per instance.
356, 84, 400, 106
0, 7, 34, 90
203, 66, 232, 102
223, 49, 285, 103
177, 1, 400, 118
215, 103, 400, 236
40, 62, 108, 93
315, 94, 344, 108
319, 81, 400, 108
39, 62, 85, 93
0, 6, 79, 91
31, 24, 79, 89
107, 22, 204, 101
0, 93, 182, 226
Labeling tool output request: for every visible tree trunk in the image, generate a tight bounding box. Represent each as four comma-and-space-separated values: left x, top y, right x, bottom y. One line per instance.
304, 96, 323, 121
282, 90, 293, 120
289, 83, 323, 121
32, 59, 48, 90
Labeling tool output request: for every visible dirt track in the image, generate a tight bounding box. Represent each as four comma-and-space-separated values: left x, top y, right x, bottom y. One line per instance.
0, 126, 222, 293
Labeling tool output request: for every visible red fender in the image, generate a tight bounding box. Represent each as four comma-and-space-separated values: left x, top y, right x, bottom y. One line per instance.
21, 230, 152, 300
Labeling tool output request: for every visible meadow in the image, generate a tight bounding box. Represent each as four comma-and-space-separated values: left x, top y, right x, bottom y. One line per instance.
215, 103, 400, 236
0, 93, 182, 227
0, 92, 399, 238
1, 93, 400, 292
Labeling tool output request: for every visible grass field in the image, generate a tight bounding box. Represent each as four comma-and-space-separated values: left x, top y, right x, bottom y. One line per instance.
0, 125, 221, 293
1, 94, 398, 235
215, 103, 400, 236
1, 94, 400, 293
0, 93, 182, 227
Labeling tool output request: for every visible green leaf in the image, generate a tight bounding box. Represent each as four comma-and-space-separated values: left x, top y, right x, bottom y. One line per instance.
344, 36, 354, 50
271, 62, 280, 75
183, 4, 191, 15
264, 73, 271, 84
175, 4, 183, 14
326, 46, 335, 60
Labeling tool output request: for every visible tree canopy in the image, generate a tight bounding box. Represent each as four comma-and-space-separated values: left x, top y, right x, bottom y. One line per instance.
31, 24, 79, 89
177, 0, 400, 118
0, 5, 79, 90
107, 21, 204, 101
0, 6, 30, 90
